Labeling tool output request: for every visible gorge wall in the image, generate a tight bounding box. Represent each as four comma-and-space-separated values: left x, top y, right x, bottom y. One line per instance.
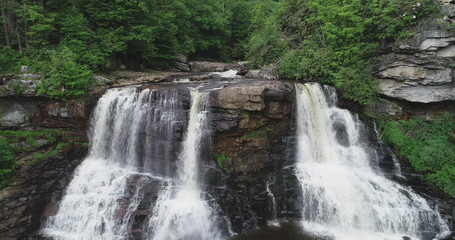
1, 73, 454, 239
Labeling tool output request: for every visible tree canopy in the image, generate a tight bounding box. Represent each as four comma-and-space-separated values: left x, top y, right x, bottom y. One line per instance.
0, 0, 437, 102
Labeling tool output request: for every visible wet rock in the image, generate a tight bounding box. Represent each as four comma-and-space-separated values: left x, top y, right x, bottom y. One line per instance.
206, 81, 297, 233
421, 231, 437, 240
190, 74, 210, 81
237, 61, 250, 76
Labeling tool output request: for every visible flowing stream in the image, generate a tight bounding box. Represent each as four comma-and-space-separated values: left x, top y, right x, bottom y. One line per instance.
294, 83, 449, 240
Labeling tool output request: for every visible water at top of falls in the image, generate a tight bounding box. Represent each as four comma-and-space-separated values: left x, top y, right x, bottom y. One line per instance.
210, 69, 242, 79
146, 90, 222, 240
294, 83, 449, 240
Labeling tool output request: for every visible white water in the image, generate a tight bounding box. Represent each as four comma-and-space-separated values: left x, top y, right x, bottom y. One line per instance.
266, 178, 278, 223
41, 87, 220, 239
295, 83, 449, 240
210, 69, 241, 78
146, 91, 222, 240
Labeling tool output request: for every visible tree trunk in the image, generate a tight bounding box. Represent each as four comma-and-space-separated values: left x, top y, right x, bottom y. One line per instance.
23, 1, 28, 47
0, 0, 11, 47
15, 23, 21, 54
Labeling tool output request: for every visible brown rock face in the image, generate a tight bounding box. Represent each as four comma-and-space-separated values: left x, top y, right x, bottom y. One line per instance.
207, 81, 300, 230
211, 81, 294, 178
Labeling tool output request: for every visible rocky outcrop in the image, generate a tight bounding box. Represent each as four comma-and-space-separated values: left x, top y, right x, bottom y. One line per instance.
1, 75, 453, 238
189, 61, 237, 72
174, 54, 190, 72
0, 130, 88, 238
0, 74, 41, 97
374, 3, 455, 103
206, 81, 301, 232
0, 98, 90, 129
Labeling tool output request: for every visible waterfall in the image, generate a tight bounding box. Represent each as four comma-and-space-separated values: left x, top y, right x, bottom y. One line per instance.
294, 83, 449, 240
266, 177, 278, 223
146, 90, 221, 240
41, 87, 220, 239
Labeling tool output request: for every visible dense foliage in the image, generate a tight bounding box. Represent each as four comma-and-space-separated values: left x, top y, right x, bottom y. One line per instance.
247, 0, 437, 104
380, 114, 455, 196
1, 0, 436, 102
0, 138, 15, 189
0, 0, 239, 99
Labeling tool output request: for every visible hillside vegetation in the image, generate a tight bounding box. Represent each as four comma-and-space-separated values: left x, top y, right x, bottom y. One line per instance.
0, 0, 437, 102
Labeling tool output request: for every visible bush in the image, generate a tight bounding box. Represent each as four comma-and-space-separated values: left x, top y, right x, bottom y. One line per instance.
380, 114, 455, 196
38, 47, 92, 100
278, 44, 333, 81
0, 139, 15, 189
0, 46, 20, 74
254, 0, 438, 105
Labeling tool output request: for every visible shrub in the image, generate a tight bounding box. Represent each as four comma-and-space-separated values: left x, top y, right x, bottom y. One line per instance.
38, 47, 92, 101
0, 139, 15, 189
380, 114, 455, 196
0, 46, 20, 74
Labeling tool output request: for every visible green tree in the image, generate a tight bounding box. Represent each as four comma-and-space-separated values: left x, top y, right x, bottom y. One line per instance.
38, 47, 92, 100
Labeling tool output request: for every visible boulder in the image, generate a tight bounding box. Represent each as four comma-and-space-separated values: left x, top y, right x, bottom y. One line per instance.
189, 61, 237, 72
174, 61, 190, 72
0, 100, 38, 128
176, 54, 188, 63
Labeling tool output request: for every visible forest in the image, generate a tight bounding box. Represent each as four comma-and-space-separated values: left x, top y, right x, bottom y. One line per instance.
0, 0, 437, 102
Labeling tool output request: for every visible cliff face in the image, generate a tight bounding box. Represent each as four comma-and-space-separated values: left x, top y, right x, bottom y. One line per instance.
0, 77, 453, 238
206, 81, 301, 232
372, 1, 455, 117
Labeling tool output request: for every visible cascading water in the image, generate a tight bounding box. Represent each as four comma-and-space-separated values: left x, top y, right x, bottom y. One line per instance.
41, 87, 220, 239
294, 83, 449, 240
145, 90, 222, 240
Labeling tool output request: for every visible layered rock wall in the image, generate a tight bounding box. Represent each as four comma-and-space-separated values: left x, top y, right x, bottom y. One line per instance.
374, 2, 455, 105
